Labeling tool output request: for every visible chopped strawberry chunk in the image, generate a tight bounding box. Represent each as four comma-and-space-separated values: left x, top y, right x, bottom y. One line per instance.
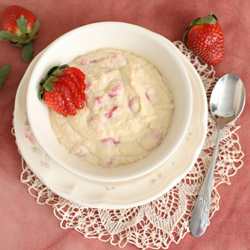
93, 97, 104, 105
105, 106, 119, 118
145, 92, 151, 102
81, 56, 88, 65
89, 53, 115, 64
85, 80, 92, 92
89, 56, 107, 64
108, 82, 123, 97
113, 53, 124, 59
101, 137, 119, 144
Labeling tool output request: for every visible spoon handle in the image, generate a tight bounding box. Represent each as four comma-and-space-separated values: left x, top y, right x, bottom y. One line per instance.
190, 128, 223, 237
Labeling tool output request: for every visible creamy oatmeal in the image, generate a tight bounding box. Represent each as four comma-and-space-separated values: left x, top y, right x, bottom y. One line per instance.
50, 48, 174, 168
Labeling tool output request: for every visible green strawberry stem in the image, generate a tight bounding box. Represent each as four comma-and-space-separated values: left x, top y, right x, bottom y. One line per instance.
0, 64, 11, 88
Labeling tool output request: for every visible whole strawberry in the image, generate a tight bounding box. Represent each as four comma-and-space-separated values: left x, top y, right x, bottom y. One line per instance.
40, 65, 86, 117
183, 13, 224, 65
0, 5, 40, 62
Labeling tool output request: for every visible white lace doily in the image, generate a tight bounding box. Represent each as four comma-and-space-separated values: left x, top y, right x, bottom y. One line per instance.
15, 41, 244, 250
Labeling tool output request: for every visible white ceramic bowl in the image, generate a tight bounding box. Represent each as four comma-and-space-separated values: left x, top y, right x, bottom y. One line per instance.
26, 22, 192, 183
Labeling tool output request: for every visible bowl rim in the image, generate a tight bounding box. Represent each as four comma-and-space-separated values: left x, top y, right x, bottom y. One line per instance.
26, 21, 193, 182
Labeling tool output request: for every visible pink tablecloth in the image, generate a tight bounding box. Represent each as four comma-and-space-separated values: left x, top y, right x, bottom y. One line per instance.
0, 0, 249, 249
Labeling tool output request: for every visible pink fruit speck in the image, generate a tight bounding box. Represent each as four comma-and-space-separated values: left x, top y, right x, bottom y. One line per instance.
81, 56, 88, 65
145, 92, 151, 102
105, 106, 119, 118
108, 82, 123, 97
129, 96, 139, 110
85, 81, 92, 92
93, 97, 104, 105
101, 137, 119, 144
107, 157, 115, 167
113, 53, 124, 59
152, 131, 161, 140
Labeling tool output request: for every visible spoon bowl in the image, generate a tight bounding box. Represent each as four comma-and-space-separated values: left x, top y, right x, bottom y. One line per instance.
210, 73, 245, 129
190, 73, 246, 237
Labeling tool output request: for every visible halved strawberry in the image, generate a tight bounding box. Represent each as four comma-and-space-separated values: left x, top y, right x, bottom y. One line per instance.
40, 65, 86, 117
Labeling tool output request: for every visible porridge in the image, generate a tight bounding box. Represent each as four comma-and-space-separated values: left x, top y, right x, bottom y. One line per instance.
49, 48, 174, 168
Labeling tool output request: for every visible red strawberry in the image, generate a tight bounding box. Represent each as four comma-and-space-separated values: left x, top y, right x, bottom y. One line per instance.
0, 5, 40, 62
40, 65, 86, 117
183, 13, 224, 65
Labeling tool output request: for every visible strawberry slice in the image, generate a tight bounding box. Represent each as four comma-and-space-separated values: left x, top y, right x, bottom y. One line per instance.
40, 65, 86, 117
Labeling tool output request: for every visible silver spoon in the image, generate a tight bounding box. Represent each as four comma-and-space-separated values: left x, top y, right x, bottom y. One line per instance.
190, 73, 246, 237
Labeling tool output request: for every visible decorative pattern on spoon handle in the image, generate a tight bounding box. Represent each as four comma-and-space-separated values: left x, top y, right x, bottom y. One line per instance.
198, 190, 210, 228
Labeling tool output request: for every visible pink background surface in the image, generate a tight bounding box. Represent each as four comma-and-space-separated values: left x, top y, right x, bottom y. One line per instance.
0, 0, 250, 249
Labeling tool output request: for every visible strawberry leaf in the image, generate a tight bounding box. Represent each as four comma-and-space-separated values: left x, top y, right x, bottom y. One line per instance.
190, 17, 201, 26
22, 43, 34, 63
198, 15, 216, 25
10, 41, 23, 47
43, 77, 56, 92
40, 79, 45, 86
0, 64, 11, 88
59, 64, 69, 70
197, 13, 217, 25
211, 13, 219, 22
49, 76, 58, 82
46, 66, 59, 79
44, 76, 58, 91
39, 75, 57, 100
0, 76, 8, 88
39, 89, 44, 101
53, 69, 63, 77
17, 15, 28, 34
45, 65, 69, 80
32, 35, 38, 41
0, 30, 19, 41
0, 64, 11, 76
30, 19, 40, 37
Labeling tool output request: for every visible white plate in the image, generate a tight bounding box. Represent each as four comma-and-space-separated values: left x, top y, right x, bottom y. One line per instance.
13, 38, 207, 209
